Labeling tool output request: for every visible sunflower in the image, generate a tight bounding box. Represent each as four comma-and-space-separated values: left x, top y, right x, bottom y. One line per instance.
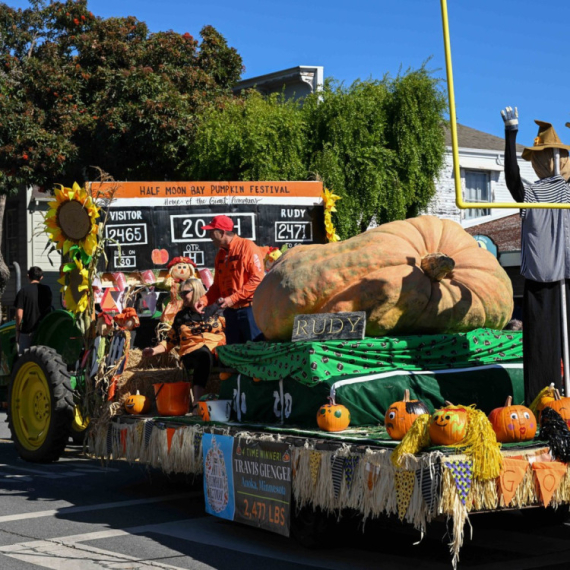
45, 182, 99, 256
322, 187, 341, 212
58, 257, 90, 314
322, 188, 341, 243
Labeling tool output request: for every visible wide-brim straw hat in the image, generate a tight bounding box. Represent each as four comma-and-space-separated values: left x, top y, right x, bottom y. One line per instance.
522, 120, 570, 161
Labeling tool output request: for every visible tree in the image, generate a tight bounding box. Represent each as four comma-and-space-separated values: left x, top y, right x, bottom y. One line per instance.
190, 68, 447, 239
304, 68, 447, 237
0, 0, 243, 304
187, 90, 308, 181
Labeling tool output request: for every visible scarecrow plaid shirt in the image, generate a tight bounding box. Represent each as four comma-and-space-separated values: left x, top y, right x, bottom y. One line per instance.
505, 129, 570, 282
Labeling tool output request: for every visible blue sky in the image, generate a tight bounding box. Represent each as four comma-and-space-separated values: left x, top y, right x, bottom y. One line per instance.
6, 0, 570, 146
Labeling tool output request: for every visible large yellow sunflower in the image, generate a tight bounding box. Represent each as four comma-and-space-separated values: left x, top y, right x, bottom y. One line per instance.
58, 257, 90, 314
45, 182, 99, 256
322, 188, 341, 242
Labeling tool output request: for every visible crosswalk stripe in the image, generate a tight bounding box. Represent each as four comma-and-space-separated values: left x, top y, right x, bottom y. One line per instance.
0, 492, 201, 523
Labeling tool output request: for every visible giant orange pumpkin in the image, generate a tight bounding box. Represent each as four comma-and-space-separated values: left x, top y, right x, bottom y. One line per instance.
385, 389, 430, 440
252, 216, 513, 340
429, 405, 469, 446
488, 396, 537, 443
543, 389, 570, 428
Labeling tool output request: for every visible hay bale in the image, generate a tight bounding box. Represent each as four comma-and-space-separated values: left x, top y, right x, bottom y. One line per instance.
115, 348, 224, 416
117, 348, 187, 407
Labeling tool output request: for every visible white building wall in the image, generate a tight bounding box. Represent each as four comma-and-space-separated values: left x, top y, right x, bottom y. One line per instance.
26, 189, 61, 309
427, 148, 537, 227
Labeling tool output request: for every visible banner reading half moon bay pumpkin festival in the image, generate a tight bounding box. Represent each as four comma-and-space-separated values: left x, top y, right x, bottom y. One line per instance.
88, 180, 327, 271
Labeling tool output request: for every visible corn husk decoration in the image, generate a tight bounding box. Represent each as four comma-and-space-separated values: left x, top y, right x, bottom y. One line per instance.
391, 405, 503, 481
529, 383, 557, 418
390, 413, 431, 469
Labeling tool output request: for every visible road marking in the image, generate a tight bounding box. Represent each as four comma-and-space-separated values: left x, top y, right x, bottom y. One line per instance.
0, 463, 119, 479
0, 464, 61, 479
0, 529, 188, 569
0, 492, 201, 523
1, 474, 32, 483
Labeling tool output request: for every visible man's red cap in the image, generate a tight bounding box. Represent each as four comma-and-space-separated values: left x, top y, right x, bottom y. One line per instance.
201, 215, 234, 232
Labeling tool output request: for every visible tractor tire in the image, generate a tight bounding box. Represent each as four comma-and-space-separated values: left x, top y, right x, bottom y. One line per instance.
8, 346, 74, 463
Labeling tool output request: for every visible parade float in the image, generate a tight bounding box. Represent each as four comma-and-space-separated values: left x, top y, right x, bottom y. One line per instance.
3, 178, 570, 568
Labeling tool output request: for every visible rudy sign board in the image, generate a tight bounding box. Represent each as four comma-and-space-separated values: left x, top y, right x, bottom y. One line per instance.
88, 181, 326, 271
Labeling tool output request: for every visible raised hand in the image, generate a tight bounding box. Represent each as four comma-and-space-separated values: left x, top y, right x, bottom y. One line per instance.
501, 106, 519, 131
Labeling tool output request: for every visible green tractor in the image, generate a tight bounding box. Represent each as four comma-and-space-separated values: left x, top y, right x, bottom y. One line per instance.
0, 310, 90, 463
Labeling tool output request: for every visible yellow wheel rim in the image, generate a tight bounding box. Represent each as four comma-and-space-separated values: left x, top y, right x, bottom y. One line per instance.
10, 362, 51, 451
71, 405, 89, 433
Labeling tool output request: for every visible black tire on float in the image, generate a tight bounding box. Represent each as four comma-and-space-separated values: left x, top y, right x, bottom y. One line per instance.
8, 346, 74, 463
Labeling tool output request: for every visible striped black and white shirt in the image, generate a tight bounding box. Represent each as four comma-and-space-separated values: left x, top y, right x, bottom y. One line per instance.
505, 130, 570, 282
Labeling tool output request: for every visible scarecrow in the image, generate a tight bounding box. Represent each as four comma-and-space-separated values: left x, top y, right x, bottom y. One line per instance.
501, 107, 570, 404
160, 256, 200, 326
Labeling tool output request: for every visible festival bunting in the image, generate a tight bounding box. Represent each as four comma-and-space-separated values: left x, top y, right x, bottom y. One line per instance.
498, 457, 529, 506
446, 460, 473, 506
532, 461, 567, 506
166, 427, 176, 452
143, 420, 154, 449
344, 456, 360, 491
331, 456, 345, 498
365, 462, 381, 491
193, 431, 203, 461
416, 463, 442, 514
309, 451, 321, 487
394, 470, 416, 520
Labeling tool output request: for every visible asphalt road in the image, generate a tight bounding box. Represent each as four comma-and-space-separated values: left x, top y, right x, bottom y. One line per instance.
1, 411, 570, 569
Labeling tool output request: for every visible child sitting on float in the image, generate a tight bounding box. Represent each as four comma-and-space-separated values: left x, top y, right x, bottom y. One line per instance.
142, 278, 225, 408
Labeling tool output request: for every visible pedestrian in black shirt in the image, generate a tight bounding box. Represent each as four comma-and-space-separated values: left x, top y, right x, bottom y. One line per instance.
15, 267, 53, 356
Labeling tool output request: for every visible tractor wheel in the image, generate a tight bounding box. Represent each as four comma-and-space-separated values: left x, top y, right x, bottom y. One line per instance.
8, 346, 74, 463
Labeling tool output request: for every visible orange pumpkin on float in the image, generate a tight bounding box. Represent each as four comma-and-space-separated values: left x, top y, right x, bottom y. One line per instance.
488, 396, 536, 443
429, 404, 469, 446
543, 389, 570, 428
124, 390, 150, 415
385, 389, 430, 440
317, 396, 351, 432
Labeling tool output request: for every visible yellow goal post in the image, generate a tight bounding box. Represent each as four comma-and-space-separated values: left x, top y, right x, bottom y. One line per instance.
440, 0, 570, 210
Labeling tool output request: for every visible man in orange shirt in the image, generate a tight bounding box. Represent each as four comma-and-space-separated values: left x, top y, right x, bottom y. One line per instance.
196, 215, 265, 344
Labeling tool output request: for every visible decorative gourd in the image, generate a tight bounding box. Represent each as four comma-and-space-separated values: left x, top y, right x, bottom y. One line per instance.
385, 389, 430, 441
543, 389, 570, 428
429, 404, 469, 446
197, 401, 210, 421
317, 396, 351, 432
124, 390, 150, 415
488, 396, 537, 443
252, 215, 513, 340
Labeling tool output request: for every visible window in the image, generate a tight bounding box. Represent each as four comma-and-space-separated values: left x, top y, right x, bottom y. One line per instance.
464, 170, 491, 219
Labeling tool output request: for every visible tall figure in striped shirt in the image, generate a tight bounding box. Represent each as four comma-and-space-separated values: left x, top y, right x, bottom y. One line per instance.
501, 107, 570, 404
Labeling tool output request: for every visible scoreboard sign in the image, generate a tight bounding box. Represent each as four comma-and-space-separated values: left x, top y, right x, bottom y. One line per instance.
90, 181, 325, 271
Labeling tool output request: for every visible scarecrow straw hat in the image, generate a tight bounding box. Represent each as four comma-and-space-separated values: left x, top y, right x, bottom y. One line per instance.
522, 120, 570, 161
